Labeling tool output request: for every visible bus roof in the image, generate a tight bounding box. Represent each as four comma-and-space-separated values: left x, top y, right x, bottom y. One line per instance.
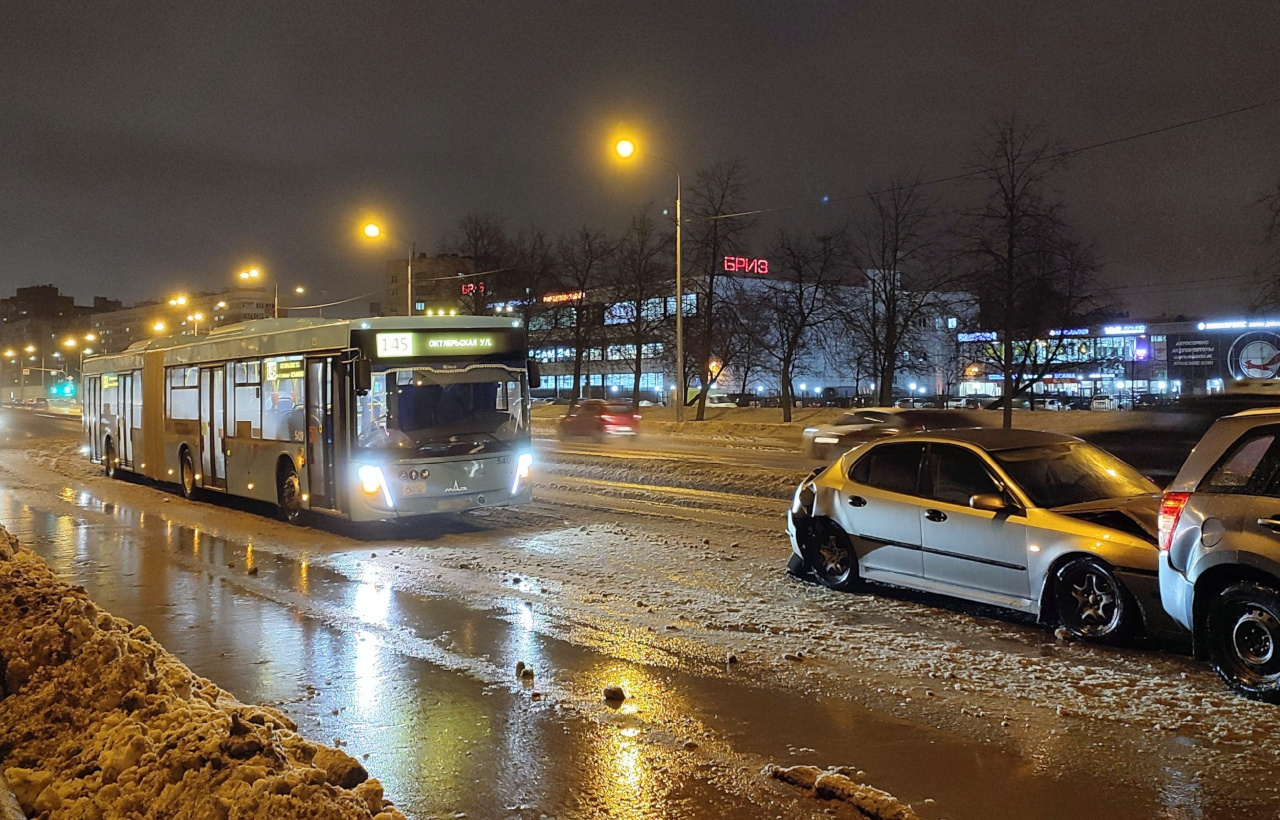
83, 315, 526, 373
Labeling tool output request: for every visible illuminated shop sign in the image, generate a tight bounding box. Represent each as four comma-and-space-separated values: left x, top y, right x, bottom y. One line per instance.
958, 331, 997, 343
1047, 327, 1090, 337
374, 332, 505, 357
722, 256, 770, 274
542, 291, 584, 304
1198, 319, 1280, 331
1103, 324, 1146, 335
461, 282, 486, 296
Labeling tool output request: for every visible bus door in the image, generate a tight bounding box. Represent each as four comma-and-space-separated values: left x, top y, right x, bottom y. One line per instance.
305, 357, 335, 509
86, 376, 101, 461
119, 373, 133, 466
199, 366, 227, 489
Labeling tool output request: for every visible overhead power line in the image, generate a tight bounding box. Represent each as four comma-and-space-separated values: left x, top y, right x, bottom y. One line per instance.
702, 96, 1280, 222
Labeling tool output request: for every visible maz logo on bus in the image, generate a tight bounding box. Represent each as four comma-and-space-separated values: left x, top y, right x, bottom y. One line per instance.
722, 256, 769, 274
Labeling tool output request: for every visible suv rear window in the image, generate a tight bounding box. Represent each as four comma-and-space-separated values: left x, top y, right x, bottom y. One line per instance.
849, 442, 925, 496
1201, 431, 1280, 494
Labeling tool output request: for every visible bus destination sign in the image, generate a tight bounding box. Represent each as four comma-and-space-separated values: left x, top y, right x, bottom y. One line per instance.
375, 331, 508, 358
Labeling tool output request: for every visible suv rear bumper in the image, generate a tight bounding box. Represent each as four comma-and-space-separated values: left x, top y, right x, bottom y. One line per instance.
1157, 553, 1195, 633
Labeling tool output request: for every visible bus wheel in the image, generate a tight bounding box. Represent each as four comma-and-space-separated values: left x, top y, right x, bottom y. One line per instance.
179, 449, 198, 499
277, 463, 303, 525
103, 438, 117, 478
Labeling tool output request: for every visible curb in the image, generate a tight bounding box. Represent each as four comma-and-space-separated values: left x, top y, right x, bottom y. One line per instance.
0, 771, 23, 820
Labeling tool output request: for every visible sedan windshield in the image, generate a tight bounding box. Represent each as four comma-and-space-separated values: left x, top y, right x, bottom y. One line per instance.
992, 442, 1159, 509
357, 365, 528, 455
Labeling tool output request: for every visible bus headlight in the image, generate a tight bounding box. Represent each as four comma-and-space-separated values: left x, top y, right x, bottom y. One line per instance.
512, 452, 533, 494
357, 465, 394, 507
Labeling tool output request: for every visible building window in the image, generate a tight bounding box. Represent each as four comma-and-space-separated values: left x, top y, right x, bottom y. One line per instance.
414, 301, 426, 311
947, 317, 957, 329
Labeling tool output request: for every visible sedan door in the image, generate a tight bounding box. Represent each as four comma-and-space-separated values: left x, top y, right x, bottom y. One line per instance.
836, 441, 926, 580
918, 444, 1031, 600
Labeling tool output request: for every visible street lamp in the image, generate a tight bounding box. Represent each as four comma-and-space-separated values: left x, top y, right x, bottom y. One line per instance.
168, 295, 188, 307
615, 138, 686, 421
153, 321, 167, 334
186, 312, 205, 334
363, 222, 416, 317
238, 268, 278, 318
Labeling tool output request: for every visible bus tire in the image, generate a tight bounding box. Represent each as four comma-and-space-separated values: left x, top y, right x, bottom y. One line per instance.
178, 447, 198, 500
277, 460, 303, 525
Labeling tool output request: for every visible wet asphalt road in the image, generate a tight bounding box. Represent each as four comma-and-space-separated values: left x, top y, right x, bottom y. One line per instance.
0, 409, 1267, 819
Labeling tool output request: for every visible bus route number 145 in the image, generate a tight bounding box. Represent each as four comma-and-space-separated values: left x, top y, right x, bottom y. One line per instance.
376, 333, 414, 357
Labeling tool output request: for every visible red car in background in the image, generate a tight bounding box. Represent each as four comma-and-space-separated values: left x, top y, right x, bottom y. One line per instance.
558, 400, 640, 442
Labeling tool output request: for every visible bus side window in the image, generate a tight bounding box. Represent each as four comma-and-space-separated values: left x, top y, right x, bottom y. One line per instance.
232, 360, 262, 439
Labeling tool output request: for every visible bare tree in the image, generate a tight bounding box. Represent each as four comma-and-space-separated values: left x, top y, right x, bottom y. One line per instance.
438, 211, 511, 314
608, 203, 673, 410
556, 226, 616, 410
508, 226, 559, 336
958, 116, 1105, 429
759, 227, 849, 422
1248, 182, 1280, 312
838, 178, 956, 406
684, 159, 756, 419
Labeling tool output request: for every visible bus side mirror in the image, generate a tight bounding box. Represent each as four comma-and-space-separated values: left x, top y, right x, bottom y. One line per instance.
354, 358, 371, 396
527, 359, 541, 389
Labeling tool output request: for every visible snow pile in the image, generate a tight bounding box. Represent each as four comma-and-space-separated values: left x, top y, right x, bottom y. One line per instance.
0, 525, 405, 820
765, 764, 922, 820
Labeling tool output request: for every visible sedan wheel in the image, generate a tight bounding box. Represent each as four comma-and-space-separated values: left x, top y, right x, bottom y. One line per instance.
1053, 557, 1135, 642
809, 519, 861, 592
1208, 582, 1280, 703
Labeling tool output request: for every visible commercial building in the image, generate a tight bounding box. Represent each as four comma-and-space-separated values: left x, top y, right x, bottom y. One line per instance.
956, 314, 1280, 400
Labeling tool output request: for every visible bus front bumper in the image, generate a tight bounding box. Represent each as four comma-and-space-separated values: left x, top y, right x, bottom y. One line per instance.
347, 485, 533, 522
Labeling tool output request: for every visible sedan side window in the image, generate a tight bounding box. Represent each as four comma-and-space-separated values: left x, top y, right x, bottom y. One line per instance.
927, 445, 1003, 506
1202, 432, 1279, 494
848, 442, 926, 496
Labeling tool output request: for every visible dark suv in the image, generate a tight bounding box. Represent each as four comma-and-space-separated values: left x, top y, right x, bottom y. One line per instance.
1160, 408, 1280, 701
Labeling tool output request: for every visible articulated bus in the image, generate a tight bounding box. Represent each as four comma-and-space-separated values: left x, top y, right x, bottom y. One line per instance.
81, 317, 536, 522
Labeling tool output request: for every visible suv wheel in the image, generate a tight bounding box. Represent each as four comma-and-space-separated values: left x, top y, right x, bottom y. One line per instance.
1053, 557, 1136, 642
1207, 582, 1280, 703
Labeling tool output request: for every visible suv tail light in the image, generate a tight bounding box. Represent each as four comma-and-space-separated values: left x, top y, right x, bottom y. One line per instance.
1158, 492, 1191, 552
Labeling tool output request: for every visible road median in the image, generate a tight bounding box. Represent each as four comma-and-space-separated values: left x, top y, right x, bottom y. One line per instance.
0, 524, 405, 819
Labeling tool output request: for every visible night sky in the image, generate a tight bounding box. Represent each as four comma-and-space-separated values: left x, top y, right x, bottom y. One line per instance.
2, 1, 1278, 318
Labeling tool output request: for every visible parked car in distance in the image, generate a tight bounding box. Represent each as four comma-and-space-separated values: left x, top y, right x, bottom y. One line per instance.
789, 429, 1176, 642
1064, 397, 1092, 411
1159, 407, 1280, 702
557, 400, 640, 442
1033, 398, 1063, 411
801, 409, 984, 460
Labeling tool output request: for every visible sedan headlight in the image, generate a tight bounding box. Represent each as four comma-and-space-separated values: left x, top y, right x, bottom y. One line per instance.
357, 464, 394, 507
791, 479, 817, 516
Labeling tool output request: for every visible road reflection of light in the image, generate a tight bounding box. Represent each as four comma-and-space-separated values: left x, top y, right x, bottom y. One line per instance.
245, 543, 255, 573
354, 579, 391, 627
192, 528, 201, 557
354, 630, 384, 713
299, 560, 310, 595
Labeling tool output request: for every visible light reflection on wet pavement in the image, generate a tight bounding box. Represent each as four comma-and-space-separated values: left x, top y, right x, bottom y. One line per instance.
0, 458, 1266, 818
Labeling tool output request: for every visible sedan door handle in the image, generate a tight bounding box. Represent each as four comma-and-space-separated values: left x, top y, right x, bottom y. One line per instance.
848, 495, 867, 508
925, 509, 947, 523
1258, 517, 1280, 531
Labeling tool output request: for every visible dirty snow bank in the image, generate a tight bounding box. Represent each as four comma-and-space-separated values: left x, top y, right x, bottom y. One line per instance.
0, 525, 405, 820
765, 764, 921, 820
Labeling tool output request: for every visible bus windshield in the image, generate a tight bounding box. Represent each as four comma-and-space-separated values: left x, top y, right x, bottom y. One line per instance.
356, 365, 528, 456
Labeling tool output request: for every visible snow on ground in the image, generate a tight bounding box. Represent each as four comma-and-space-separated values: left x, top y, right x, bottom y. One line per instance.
15, 433, 1280, 813
0, 524, 405, 820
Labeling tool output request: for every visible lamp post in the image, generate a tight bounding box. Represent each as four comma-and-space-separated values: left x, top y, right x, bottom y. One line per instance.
614, 138, 686, 421
364, 223, 415, 317
2, 349, 14, 400
186, 312, 205, 334
238, 268, 277, 318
